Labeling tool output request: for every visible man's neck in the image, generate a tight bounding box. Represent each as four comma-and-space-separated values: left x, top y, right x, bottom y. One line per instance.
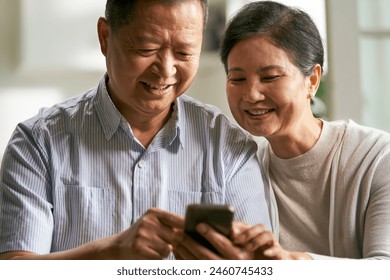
127, 105, 174, 148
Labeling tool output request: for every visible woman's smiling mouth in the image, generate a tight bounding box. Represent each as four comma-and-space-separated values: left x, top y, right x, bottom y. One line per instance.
246, 109, 274, 116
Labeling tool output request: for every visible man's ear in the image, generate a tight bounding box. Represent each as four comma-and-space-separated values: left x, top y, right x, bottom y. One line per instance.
97, 17, 110, 57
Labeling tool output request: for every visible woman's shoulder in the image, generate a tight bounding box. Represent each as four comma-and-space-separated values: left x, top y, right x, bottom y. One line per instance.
325, 119, 390, 141
328, 119, 390, 161
344, 119, 390, 142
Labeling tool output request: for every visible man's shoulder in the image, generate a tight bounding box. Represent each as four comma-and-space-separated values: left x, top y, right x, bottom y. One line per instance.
24, 87, 98, 131
179, 94, 223, 116
178, 95, 256, 151
178, 95, 248, 133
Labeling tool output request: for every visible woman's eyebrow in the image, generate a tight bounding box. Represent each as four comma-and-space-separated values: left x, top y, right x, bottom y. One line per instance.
227, 65, 286, 74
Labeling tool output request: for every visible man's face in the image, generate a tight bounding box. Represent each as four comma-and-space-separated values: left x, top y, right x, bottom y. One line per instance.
99, 1, 204, 122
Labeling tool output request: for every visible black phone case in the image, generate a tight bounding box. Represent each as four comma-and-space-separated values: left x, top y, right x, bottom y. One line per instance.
184, 204, 234, 254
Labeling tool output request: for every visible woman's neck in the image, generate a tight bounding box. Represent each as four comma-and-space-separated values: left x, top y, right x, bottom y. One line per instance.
267, 118, 323, 159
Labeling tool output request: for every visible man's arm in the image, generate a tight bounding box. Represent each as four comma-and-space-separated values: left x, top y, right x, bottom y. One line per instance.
0, 208, 184, 260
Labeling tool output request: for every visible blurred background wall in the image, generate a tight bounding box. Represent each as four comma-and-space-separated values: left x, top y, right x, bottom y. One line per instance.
1, 0, 390, 160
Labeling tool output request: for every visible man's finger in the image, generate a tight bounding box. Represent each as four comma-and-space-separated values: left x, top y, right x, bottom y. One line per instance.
148, 208, 184, 228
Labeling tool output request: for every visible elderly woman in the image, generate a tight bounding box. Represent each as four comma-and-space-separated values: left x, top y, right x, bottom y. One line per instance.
174, 0, 390, 259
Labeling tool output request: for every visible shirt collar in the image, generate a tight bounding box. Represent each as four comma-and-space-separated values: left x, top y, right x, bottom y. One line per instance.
94, 74, 123, 141
94, 74, 186, 148
146, 97, 185, 150
170, 97, 185, 149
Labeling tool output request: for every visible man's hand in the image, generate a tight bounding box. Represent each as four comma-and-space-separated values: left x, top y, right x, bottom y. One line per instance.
102, 208, 184, 259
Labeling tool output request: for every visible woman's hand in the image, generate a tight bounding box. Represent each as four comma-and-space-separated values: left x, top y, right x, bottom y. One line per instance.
174, 222, 311, 260
173, 222, 254, 260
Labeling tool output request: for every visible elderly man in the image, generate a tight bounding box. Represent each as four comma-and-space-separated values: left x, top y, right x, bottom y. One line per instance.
0, 0, 270, 259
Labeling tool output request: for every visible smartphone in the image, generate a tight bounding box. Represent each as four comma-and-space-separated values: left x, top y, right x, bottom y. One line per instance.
184, 204, 235, 254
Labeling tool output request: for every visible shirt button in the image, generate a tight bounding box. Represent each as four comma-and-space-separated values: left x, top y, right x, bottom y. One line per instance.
138, 160, 145, 168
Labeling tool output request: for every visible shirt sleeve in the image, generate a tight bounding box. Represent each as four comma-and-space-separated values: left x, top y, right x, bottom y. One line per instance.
0, 120, 54, 254
223, 132, 271, 230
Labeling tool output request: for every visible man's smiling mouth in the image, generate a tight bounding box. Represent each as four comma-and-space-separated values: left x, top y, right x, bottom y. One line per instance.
143, 82, 173, 91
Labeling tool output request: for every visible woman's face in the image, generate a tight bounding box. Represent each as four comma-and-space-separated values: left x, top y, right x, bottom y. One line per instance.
226, 36, 314, 139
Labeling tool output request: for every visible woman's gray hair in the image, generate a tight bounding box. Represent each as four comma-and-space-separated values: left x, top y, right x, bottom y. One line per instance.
220, 1, 324, 77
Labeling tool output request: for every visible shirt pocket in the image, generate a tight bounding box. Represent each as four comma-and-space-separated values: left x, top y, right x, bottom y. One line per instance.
53, 185, 116, 251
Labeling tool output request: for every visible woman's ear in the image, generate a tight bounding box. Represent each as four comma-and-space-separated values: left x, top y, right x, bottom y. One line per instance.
308, 64, 322, 97
97, 17, 110, 57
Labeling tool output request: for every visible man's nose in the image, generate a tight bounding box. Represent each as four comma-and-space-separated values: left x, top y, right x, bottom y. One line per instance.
153, 49, 177, 78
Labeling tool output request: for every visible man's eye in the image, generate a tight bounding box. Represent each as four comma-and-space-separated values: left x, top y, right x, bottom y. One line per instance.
139, 49, 157, 55
177, 52, 192, 60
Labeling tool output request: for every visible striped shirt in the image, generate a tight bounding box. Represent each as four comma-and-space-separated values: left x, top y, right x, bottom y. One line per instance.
0, 76, 270, 255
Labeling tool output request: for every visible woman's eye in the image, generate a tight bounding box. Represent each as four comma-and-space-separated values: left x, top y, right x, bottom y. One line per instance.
228, 77, 245, 83
262, 75, 280, 82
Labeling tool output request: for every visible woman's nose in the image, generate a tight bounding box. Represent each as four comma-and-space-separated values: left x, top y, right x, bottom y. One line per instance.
243, 80, 265, 103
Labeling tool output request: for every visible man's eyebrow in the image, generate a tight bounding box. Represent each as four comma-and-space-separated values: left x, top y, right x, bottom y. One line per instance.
134, 35, 160, 44
132, 35, 199, 50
